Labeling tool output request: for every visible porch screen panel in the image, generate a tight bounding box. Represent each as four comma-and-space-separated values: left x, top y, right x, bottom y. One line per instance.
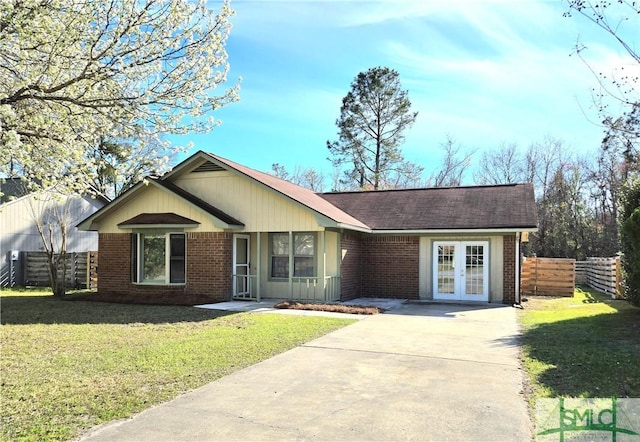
437, 245, 455, 295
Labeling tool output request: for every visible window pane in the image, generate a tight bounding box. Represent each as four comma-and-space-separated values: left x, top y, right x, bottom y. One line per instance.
272, 233, 289, 255
294, 256, 314, 277
170, 234, 185, 284
142, 234, 165, 283
170, 234, 185, 257
294, 234, 314, 256
271, 256, 288, 278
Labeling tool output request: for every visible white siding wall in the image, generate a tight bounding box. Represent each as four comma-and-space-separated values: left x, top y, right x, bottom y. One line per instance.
96, 185, 223, 233
0, 192, 103, 286
175, 171, 321, 232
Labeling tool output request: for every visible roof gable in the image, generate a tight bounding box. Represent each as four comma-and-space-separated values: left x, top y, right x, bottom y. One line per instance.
319, 184, 538, 231
77, 178, 243, 231
167, 151, 370, 231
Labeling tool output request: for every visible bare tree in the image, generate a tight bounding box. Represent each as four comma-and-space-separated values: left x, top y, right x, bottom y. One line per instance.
474, 142, 522, 184
27, 191, 75, 297
429, 137, 475, 187
270, 163, 326, 191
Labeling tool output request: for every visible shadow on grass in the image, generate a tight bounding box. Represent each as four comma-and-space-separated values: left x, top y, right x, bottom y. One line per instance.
522, 301, 640, 398
0, 294, 235, 325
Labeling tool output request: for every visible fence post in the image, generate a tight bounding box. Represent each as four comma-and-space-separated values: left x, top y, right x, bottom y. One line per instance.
86, 252, 90, 289
616, 257, 623, 299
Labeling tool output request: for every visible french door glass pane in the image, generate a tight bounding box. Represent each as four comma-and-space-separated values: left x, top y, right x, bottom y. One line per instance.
465, 244, 484, 296
437, 245, 455, 295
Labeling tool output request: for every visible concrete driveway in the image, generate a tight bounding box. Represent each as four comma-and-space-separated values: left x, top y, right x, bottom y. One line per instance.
79, 302, 532, 441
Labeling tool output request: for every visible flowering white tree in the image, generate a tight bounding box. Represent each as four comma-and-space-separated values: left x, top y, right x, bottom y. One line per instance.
0, 0, 239, 295
0, 0, 240, 192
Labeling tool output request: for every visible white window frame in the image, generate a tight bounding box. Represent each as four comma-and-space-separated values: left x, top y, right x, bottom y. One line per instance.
132, 232, 186, 285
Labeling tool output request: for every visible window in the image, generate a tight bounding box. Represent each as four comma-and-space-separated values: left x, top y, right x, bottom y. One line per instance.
270, 233, 315, 278
132, 233, 186, 284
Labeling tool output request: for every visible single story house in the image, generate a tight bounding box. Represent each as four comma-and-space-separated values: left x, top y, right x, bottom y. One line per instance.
77, 151, 538, 305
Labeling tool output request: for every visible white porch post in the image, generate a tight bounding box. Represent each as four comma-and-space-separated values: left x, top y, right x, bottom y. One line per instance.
319, 230, 326, 301
256, 232, 261, 302
288, 231, 293, 299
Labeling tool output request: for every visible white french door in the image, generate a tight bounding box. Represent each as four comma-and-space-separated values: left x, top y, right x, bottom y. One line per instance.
233, 234, 250, 297
433, 241, 489, 302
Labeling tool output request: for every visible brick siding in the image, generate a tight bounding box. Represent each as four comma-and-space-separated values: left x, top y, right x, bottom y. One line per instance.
339, 233, 363, 301
97, 232, 232, 304
503, 234, 516, 305
362, 236, 420, 299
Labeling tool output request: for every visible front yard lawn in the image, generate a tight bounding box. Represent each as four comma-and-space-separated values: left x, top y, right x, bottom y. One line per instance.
0, 289, 356, 442
517, 287, 640, 401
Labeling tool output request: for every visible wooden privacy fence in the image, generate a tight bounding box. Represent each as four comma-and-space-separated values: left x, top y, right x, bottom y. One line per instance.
25, 251, 98, 289
521, 257, 575, 297
576, 257, 622, 298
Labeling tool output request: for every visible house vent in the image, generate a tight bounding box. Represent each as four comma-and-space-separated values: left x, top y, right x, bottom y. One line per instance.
192, 161, 225, 173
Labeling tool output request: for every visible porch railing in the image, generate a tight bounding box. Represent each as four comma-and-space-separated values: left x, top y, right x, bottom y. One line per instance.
232, 274, 341, 303
232, 274, 259, 301
292, 276, 341, 303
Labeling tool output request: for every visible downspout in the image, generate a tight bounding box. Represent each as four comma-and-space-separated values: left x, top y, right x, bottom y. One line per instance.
514, 232, 523, 308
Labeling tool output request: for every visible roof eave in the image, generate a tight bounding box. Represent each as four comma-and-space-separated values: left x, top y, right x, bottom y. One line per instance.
118, 223, 199, 229
336, 222, 372, 233
77, 181, 147, 231
370, 227, 539, 234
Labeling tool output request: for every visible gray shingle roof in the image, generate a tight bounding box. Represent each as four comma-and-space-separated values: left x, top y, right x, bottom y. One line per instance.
319, 184, 537, 231
118, 212, 199, 226
207, 153, 370, 231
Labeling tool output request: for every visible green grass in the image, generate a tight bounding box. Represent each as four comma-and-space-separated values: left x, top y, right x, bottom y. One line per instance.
0, 289, 356, 442
517, 287, 640, 401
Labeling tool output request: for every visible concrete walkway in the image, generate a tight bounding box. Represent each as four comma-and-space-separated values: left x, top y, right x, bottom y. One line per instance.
79, 302, 532, 441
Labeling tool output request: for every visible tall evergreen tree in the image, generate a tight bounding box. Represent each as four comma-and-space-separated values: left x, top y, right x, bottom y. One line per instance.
327, 67, 419, 190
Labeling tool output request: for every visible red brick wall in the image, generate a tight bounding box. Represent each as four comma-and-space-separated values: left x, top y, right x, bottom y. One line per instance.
97, 232, 232, 305
339, 233, 363, 301
98, 233, 131, 295
362, 236, 420, 299
503, 234, 516, 305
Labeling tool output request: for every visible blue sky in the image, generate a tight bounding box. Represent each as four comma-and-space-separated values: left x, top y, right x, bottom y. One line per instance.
171, 0, 639, 187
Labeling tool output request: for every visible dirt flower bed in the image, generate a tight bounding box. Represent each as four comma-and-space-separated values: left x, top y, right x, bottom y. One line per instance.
273, 300, 383, 315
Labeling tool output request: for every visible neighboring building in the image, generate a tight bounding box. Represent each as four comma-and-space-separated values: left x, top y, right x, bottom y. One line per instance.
0, 183, 107, 287
77, 151, 538, 305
